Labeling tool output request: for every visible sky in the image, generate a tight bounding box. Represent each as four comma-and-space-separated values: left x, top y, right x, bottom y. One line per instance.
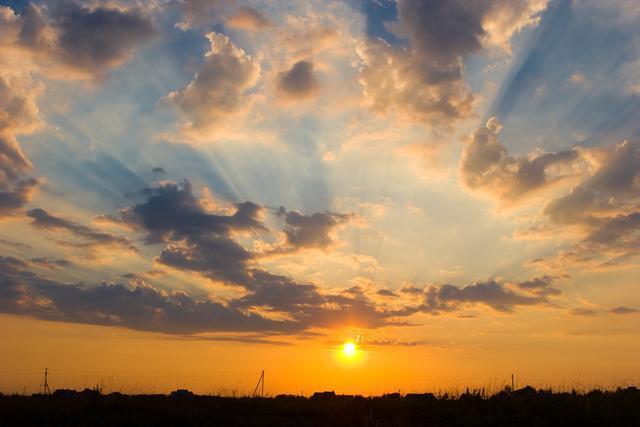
1, 0, 639, 396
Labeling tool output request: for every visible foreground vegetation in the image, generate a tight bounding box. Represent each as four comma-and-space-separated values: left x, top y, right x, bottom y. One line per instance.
1, 386, 639, 426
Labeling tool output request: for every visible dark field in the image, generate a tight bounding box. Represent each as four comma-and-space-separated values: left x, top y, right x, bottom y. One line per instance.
1, 387, 640, 426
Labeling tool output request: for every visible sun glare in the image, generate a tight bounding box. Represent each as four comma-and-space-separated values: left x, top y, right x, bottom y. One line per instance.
343, 342, 357, 357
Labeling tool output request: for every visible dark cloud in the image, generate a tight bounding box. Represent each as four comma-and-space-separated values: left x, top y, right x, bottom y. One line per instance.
274, 207, 352, 252
0, 238, 32, 250
277, 60, 319, 100
106, 181, 405, 330
0, 255, 298, 335
26, 208, 136, 252
113, 180, 262, 284
396, 0, 484, 65
29, 257, 73, 270
121, 180, 264, 243
151, 166, 166, 174
609, 306, 639, 315
405, 277, 561, 315
0, 177, 37, 217
569, 307, 598, 317
54, 2, 155, 73
461, 117, 580, 203
516, 276, 562, 298
377, 289, 398, 297
16, 2, 156, 78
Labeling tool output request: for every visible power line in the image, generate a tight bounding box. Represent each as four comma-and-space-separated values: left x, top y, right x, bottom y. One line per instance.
41, 368, 51, 396
252, 370, 264, 398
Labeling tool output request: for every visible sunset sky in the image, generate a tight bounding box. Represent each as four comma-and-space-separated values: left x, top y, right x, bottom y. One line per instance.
1, 0, 640, 395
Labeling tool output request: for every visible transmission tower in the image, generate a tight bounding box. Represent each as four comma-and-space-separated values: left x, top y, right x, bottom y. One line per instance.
252, 370, 264, 398
42, 368, 51, 395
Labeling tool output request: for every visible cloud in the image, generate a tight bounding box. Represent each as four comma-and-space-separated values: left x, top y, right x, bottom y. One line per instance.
569, 307, 598, 317
29, 257, 73, 270
412, 277, 561, 314
226, 6, 271, 31
516, 275, 562, 298
274, 207, 353, 252
460, 117, 581, 203
0, 64, 43, 217
26, 208, 136, 252
530, 140, 640, 271
11, 2, 155, 79
0, 255, 299, 335
276, 60, 320, 100
357, 0, 547, 128
105, 181, 408, 330
164, 32, 260, 136
111, 180, 262, 284
0, 177, 38, 218
0, 2, 155, 216
52, 2, 155, 76
175, 0, 233, 29
609, 306, 639, 315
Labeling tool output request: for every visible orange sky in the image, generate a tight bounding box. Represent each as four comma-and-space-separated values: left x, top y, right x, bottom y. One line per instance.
1, 0, 640, 396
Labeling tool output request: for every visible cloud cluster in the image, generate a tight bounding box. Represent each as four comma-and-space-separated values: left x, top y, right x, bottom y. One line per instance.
101, 181, 391, 329
460, 117, 581, 203
462, 119, 640, 272
0, 255, 298, 335
358, 0, 547, 127
531, 139, 640, 271
164, 32, 260, 136
0, 1, 155, 217
0, 9, 43, 217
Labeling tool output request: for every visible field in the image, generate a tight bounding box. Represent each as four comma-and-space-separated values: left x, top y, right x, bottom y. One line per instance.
1, 387, 639, 426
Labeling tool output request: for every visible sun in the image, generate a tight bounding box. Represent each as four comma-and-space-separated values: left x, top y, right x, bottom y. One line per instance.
342, 342, 357, 357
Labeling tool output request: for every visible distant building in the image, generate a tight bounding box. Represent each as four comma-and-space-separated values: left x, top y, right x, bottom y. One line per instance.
170, 389, 194, 398
310, 391, 336, 400
405, 393, 437, 401
52, 389, 78, 398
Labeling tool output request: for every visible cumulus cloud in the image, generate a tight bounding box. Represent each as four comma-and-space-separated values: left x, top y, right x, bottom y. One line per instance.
358, 0, 547, 127
276, 60, 320, 100
461, 117, 581, 203
164, 32, 260, 136
530, 140, 640, 271
0, 37, 43, 217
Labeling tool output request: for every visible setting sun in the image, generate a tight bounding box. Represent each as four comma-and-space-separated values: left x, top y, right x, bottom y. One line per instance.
343, 342, 357, 357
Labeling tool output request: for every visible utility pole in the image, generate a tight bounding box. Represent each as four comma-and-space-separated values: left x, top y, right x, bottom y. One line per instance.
252, 370, 264, 398
42, 368, 51, 395
511, 374, 515, 391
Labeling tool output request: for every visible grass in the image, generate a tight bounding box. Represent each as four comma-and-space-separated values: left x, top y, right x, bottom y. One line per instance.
1, 386, 639, 426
